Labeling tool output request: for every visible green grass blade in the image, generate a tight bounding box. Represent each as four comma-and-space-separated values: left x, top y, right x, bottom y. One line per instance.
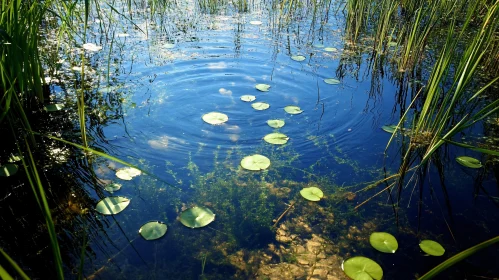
0, 248, 30, 280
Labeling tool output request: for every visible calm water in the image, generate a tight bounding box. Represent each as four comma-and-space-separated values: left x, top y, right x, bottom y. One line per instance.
41, 2, 499, 279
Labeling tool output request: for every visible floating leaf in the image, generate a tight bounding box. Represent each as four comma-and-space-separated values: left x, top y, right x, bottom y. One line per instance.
381, 125, 397, 133
95, 196, 130, 215
240, 95, 256, 102
342, 256, 383, 280
139, 221, 168, 240
0, 164, 18, 177
179, 206, 215, 228
419, 240, 445, 256
104, 183, 122, 193
82, 43, 102, 52
324, 78, 340, 85
255, 84, 270, 92
300, 187, 324, 201
115, 167, 142, 180
313, 43, 325, 48
202, 112, 229, 125
291, 55, 306, 62
324, 47, 337, 52
241, 154, 270, 171
251, 102, 270, 111
284, 105, 303, 115
164, 43, 175, 49
456, 156, 482, 169
264, 133, 289, 145
249, 20, 262, 25
44, 104, 64, 112
267, 119, 285, 128
369, 232, 398, 253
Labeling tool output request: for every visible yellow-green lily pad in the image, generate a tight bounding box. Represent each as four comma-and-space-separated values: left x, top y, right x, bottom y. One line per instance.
342, 256, 383, 280
291, 55, 306, 62
139, 221, 168, 240
179, 206, 215, 228
324, 47, 337, 52
324, 78, 340, 85
284, 105, 303, 115
264, 133, 289, 145
456, 156, 482, 169
267, 119, 285, 128
202, 112, 229, 125
240, 95, 256, 102
255, 84, 270, 92
95, 196, 130, 215
369, 232, 398, 253
300, 187, 324, 201
252, 102, 270, 110
419, 240, 445, 256
241, 154, 270, 171
115, 167, 141, 180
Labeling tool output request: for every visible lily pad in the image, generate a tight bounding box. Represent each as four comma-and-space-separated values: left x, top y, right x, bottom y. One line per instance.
284, 105, 303, 115
202, 112, 229, 125
324, 78, 340, 85
179, 206, 215, 228
300, 187, 324, 201
115, 167, 142, 180
249, 20, 262, 25
419, 240, 445, 256
291, 55, 306, 62
0, 164, 18, 177
241, 154, 270, 171
313, 43, 325, 48
82, 43, 102, 52
139, 221, 168, 240
252, 102, 270, 111
255, 84, 270, 92
264, 133, 289, 145
381, 125, 397, 133
164, 43, 176, 49
44, 104, 64, 112
342, 256, 383, 280
240, 95, 256, 102
267, 119, 285, 128
369, 232, 398, 253
456, 156, 482, 169
324, 47, 337, 52
104, 183, 122, 193
95, 196, 130, 215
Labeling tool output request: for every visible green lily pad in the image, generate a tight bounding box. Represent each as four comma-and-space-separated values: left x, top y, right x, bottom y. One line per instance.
250, 20, 262, 25
291, 55, 306, 62
255, 84, 270, 92
419, 240, 445, 256
284, 105, 303, 115
324, 47, 337, 52
0, 164, 18, 177
202, 112, 229, 125
240, 95, 256, 102
300, 187, 324, 201
342, 256, 383, 280
369, 232, 398, 253
381, 125, 397, 133
43, 104, 64, 112
324, 78, 340, 85
456, 156, 482, 169
95, 196, 130, 215
264, 133, 289, 145
267, 119, 285, 128
252, 102, 270, 111
139, 221, 168, 240
115, 167, 142, 180
179, 206, 215, 228
104, 183, 122, 193
241, 154, 270, 171
82, 43, 102, 52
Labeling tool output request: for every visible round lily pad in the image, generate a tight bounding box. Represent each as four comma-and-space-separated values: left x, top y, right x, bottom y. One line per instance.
249, 20, 262, 25
291, 55, 306, 62
139, 221, 168, 240
300, 187, 324, 201
202, 112, 229, 125
44, 104, 64, 112
456, 156, 482, 169
0, 164, 18, 177
104, 183, 122, 193
419, 240, 445, 256
255, 84, 270, 92
324, 47, 337, 52
369, 232, 398, 253
241, 154, 270, 171
381, 125, 397, 133
267, 119, 285, 128
95, 196, 130, 215
324, 78, 340, 85
284, 105, 303, 115
252, 102, 270, 110
240, 95, 256, 102
179, 206, 215, 228
115, 167, 142, 180
264, 133, 289, 145
342, 256, 383, 280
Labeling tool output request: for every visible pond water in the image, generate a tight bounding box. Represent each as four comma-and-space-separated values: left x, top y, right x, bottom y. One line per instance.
36, 1, 499, 279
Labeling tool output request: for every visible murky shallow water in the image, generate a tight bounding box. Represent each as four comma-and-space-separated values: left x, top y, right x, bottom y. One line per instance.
41, 2, 499, 279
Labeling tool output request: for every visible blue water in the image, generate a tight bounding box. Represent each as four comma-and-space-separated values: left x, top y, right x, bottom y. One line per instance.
60, 4, 499, 280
